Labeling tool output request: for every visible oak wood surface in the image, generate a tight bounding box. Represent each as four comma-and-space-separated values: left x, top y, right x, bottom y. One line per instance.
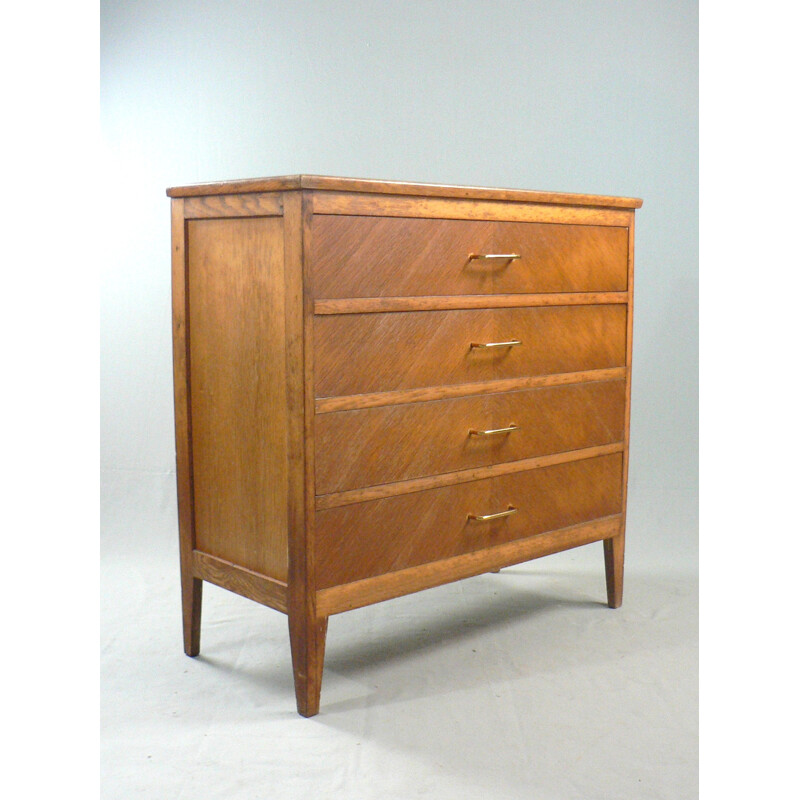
604, 534, 624, 608
311, 193, 633, 225
314, 293, 628, 314
171, 198, 202, 656
316, 443, 624, 510
311, 216, 628, 298
289, 615, 327, 718
316, 515, 623, 616
183, 193, 283, 219
314, 366, 627, 413
187, 217, 289, 580
315, 452, 624, 589
315, 305, 627, 398
167, 174, 643, 208
283, 191, 310, 599
605, 213, 637, 608
193, 551, 288, 613
168, 178, 640, 717
283, 192, 327, 717
315, 379, 625, 494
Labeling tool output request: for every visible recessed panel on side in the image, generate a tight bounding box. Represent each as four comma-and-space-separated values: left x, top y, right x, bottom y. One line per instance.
187, 217, 289, 580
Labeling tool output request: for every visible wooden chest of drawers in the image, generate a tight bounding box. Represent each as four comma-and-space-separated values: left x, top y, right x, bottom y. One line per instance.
167, 175, 642, 716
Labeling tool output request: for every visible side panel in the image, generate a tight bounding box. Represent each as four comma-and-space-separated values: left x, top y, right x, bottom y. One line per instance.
186, 216, 289, 580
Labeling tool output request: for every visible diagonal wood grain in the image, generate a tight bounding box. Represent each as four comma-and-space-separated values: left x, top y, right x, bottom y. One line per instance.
310, 215, 628, 298
315, 453, 624, 588
317, 515, 623, 616
315, 379, 626, 494
314, 305, 627, 397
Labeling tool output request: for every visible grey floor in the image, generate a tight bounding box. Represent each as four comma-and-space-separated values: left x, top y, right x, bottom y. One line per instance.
101, 541, 697, 799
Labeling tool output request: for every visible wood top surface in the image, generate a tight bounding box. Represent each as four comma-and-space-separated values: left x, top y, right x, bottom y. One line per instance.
166, 174, 643, 208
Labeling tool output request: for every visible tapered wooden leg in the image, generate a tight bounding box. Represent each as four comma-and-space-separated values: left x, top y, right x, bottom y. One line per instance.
288, 614, 328, 717
181, 575, 203, 656
603, 533, 624, 609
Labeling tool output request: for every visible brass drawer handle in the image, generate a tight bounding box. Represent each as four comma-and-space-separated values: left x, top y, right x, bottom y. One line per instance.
467, 253, 521, 261
469, 424, 519, 437
468, 506, 518, 522
470, 339, 522, 350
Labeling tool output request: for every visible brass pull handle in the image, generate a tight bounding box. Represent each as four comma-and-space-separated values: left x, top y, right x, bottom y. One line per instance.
467, 253, 521, 261
470, 339, 522, 350
468, 506, 518, 522
469, 424, 519, 437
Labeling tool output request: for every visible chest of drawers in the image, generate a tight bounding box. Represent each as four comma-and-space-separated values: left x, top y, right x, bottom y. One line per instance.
167, 175, 642, 716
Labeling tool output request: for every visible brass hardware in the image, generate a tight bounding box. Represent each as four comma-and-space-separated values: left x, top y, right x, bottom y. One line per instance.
467, 253, 521, 261
468, 506, 518, 522
469, 424, 519, 437
469, 339, 522, 350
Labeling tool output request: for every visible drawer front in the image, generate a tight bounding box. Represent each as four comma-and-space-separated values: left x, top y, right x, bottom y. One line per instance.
315, 453, 624, 588
315, 379, 626, 494
310, 215, 628, 298
315, 305, 627, 398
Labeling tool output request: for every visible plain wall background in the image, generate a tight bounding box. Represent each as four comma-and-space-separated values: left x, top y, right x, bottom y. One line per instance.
100, 0, 698, 573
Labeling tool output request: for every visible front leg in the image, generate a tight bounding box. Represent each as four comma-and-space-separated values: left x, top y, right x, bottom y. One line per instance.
288, 612, 328, 717
603, 533, 624, 608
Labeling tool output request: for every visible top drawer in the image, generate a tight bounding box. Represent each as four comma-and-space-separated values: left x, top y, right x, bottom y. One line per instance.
310, 215, 629, 298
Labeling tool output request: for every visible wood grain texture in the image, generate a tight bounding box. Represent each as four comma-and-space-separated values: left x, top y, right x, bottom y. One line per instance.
284, 191, 328, 718
314, 367, 627, 413
315, 305, 627, 398
314, 293, 628, 314
288, 614, 327, 718
283, 191, 310, 598
311, 216, 628, 298
317, 515, 623, 616
605, 214, 637, 609
316, 443, 624, 510
187, 217, 289, 580
311, 194, 633, 225
315, 452, 624, 589
167, 174, 643, 208
171, 198, 202, 656
315, 379, 626, 494
184, 193, 283, 218
604, 534, 624, 608
169, 175, 641, 716
193, 551, 288, 613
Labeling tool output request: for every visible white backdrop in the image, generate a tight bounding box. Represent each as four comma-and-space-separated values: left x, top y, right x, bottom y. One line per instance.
100, 0, 698, 572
